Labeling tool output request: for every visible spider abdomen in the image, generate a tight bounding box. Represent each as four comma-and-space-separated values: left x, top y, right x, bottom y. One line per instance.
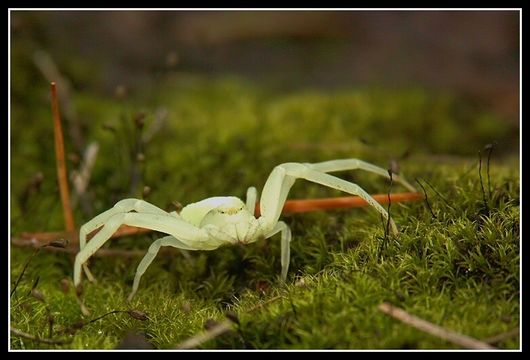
180, 196, 255, 227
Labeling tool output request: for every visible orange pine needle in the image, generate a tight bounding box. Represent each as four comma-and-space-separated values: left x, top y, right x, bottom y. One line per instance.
255, 192, 424, 216
16, 192, 424, 249
51, 82, 75, 232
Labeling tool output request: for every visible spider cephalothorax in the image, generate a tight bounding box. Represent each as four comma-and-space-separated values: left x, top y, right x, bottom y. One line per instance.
73, 159, 416, 300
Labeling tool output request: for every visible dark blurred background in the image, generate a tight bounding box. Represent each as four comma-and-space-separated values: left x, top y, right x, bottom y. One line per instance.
11, 10, 519, 124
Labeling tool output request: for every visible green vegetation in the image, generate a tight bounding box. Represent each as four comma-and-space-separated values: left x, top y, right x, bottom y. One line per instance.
10, 75, 519, 349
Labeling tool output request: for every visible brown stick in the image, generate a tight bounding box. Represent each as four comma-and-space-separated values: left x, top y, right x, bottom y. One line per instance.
51, 82, 75, 232
14, 192, 424, 249
10, 327, 72, 345
11, 236, 175, 258
175, 295, 285, 349
255, 192, 423, 216
176, 320, 233, 349
19, 224, 151, 245
378, 302, 496, 350
484, 328, 519, 345
71, 142, 99, 215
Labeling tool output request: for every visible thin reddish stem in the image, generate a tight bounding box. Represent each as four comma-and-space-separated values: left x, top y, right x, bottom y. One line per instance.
15, 192, 424, 249
254, 192, 424, 216
51, 82, 75, 232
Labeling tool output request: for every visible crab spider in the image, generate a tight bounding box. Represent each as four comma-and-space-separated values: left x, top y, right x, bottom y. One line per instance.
73, 159, 416, 300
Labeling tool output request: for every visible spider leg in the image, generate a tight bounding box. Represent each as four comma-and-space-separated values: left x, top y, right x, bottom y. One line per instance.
128, 236, 196, 301
79, 199, 174, 282
74, 212, 209, 287
259, 163, 398, 235
80, 199, 172, 251
246, 187, 258, 215
265, 221, 292, 281
307, 159, 417, 192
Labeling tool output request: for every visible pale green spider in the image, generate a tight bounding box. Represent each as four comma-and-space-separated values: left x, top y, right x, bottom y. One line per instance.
73, 159, 416, 300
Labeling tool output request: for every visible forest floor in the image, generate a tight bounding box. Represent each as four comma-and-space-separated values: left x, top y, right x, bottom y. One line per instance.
10, 75, 520, 349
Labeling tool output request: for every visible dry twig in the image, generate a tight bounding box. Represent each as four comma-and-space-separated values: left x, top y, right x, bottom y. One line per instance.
72, 142, 99, 194
14, 193, 423, 251
71, 142, 99, 215
254, 192, 423, 216
11, 236, 174, 258
175, 294, 284, 349
51, 82, 75, 232
484, 328, 519, 345
11, 327, 72, 346
378, 302, 496, 350
176, 320, 234, 349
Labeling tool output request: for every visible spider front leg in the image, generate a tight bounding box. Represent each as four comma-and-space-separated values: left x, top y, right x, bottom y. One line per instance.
246, 186, 258, 215
257, 162, 402, 282
259, 162, 400, 243
307, 159, 417, 192
73, 212, 206, 288
79, 198, 173, 250
78, 199, 174, 282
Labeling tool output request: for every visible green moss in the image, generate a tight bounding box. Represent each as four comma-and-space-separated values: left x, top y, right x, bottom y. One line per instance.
10, 75, 519, 349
